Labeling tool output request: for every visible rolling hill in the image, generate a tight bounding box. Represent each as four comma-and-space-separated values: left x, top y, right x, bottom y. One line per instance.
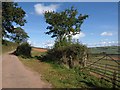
89, 46, 120, 54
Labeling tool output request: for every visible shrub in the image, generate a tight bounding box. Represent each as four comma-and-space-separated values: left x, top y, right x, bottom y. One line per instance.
54, 38, 71, 48
44, 43, 88, 69
14, 42, 31, 58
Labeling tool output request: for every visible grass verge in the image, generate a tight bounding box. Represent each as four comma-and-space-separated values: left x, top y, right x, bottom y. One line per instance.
19, 50, 113, 88
2, 40, 18, 54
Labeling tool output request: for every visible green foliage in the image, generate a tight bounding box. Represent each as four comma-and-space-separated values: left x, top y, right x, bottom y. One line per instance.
2, 2, 28, 43
43, 7, 89, 68
10, 27, 29, 44
42, 43, 88, 68
54, 37, 71, 48
15, 42, 31, 58
78, 71, 112, 88
44, 6, 88, 46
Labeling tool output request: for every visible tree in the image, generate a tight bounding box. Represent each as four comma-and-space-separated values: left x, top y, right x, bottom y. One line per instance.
44, 6, 88, 47
2, 2, 27, 42
10, 27, 29, 44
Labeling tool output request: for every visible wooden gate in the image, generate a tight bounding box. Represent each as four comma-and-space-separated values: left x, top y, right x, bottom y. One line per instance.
85, 53, 120, 88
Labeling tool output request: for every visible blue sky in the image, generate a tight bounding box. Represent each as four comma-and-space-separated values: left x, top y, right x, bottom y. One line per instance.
17, 2, 118, 48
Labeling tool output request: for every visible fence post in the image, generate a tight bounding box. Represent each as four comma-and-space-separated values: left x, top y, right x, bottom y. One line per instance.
68, 55, 73, 69
112, 70, 117, 89
104, 64, 107, 75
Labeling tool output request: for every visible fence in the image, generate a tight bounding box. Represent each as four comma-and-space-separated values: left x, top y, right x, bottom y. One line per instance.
85, 53, 120, 88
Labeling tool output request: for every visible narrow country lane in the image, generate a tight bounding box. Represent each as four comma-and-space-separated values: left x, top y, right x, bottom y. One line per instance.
2, 52, 51, 88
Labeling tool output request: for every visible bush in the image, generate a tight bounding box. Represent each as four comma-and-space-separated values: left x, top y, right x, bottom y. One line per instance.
43, 43, 89, 69
14, 42, 31, 58
54, 38, 71, 48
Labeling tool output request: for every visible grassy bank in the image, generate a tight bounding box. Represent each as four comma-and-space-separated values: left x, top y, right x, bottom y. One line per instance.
2, 40, 18, 54
19, 49, 112, 88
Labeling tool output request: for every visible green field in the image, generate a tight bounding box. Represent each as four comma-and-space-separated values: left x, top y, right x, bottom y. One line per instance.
89, 46, 120, 54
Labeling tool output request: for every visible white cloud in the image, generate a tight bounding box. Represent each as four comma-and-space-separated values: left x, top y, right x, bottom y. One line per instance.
28, 40, 41, 47
100, 32, 113, 36
41, 41, 54, 49
14, 26, 17, 28
30, 12, 34, 15
72, 32, 85, 39
27, 39, 54, 48
86, 39, 119, 47
88, 40, 119, 47
34, 3, 59, 15
28, 40, 32, 45
25, 14, 28, 18
45, 43, 54, 48
108, 41, 112, 44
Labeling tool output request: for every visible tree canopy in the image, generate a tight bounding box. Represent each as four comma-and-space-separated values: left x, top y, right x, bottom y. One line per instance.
2, 2, 28, 43
10, 27, 29, 44
44, 7, 88, 45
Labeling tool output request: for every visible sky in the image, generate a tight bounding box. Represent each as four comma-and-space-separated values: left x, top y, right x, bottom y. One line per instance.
16, 2, 118, 48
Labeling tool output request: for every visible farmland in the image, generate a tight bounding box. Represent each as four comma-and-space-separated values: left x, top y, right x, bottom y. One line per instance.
87, 46, 120, 88
17, 45, 119, 88
89, 46, 120, 54
19, 48, 112, 88
2, 41, 119, 88
2, 2, 119, 88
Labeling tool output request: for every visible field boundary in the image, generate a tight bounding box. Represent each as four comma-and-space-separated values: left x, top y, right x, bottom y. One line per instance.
85, 54, 120, 88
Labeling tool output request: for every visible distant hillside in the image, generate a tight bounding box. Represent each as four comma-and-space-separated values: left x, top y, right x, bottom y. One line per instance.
32, 47, 48, 50
32, 47, 48, 52
89, 46, 120, 54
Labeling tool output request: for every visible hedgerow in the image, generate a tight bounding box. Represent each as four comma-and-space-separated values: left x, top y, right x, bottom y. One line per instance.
43, 43, 88, 69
